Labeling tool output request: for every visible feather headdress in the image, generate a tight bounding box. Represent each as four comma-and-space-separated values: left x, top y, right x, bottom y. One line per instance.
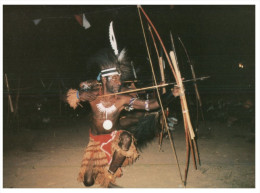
87, 21, 134, 81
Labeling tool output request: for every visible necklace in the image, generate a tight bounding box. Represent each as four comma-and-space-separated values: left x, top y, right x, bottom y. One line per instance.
96, 102, 117, 130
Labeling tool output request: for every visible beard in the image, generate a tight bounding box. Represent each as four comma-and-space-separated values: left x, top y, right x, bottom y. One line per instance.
107, 85, 121, 93
113, 85, 121, 93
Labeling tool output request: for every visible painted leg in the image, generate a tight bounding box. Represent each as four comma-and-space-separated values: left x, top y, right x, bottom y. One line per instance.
107, 131, 132, 188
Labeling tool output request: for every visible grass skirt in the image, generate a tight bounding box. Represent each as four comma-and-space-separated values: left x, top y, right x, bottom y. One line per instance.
77, 130, 139, 187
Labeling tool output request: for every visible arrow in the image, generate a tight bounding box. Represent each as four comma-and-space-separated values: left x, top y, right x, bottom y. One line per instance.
98, 76, 209, 97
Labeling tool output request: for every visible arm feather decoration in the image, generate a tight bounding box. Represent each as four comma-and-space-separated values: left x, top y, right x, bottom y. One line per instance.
66, 89, 80, 109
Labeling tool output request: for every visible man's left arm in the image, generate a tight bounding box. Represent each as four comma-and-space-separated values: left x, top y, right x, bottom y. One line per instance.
122, 86, 180, 111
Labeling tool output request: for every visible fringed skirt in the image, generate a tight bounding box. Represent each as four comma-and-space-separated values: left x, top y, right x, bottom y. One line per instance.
77, 130, 139, 187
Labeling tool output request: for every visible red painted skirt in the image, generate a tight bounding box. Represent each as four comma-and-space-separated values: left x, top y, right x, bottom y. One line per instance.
77, 130, 139, 187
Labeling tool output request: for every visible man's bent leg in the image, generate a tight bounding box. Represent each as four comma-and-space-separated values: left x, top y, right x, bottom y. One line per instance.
109, 131, 132, 174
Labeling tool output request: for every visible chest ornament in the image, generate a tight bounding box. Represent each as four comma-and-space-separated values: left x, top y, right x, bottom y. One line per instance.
96, 103, 117, 130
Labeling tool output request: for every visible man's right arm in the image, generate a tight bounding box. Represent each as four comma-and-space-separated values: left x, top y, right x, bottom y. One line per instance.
66, 88, 99, 109
78, 90, 99, 102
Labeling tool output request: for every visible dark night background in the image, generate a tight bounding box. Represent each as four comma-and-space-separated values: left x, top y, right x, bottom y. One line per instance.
3, 5, 255, 132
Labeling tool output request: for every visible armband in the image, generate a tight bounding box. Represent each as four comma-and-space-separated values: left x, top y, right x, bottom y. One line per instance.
145, 100, 150, 111
76, 90, 80, 99
125, 97, 137, 111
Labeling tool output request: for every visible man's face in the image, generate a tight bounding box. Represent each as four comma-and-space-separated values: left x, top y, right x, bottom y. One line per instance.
106, 74, 121, 93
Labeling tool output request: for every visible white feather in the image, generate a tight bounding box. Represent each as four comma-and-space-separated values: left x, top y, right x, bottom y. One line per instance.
118, 48, 126, 62
109, 21, 118, 55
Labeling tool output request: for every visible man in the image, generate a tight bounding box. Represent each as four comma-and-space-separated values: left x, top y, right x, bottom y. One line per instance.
66, 48, 180, 187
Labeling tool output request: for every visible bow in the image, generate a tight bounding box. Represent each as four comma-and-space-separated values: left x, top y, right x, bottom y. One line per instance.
147, 24, 167, 150
177, 36, 205, 124
137, 5, 200, 186
137, 5, 184, 186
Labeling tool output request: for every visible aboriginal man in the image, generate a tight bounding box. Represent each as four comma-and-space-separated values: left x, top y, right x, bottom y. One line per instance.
66, 48, 180, 188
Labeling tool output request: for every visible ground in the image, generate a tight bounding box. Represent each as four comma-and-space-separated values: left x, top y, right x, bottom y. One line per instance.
3, 116, 255, 188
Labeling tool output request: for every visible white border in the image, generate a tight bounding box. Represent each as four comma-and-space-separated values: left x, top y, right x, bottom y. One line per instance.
0, 0, 258, 5
1, 1, 259, 193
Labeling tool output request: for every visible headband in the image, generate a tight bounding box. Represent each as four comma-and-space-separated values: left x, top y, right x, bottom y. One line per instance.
101, 67, 120, 77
